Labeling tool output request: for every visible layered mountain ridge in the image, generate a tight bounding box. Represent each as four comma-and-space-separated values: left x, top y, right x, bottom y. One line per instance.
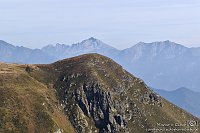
41, 37, 119, 59
0, 40, 56, 64
116, 40, 200, 92
0, 54, 199, 133
154, 87, 200, 118
1, 38, 199, 92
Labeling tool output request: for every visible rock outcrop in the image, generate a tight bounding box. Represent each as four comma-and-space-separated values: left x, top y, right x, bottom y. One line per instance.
56, 78, 129, 133
1, 54, 199, 133
51, 54, 199, 133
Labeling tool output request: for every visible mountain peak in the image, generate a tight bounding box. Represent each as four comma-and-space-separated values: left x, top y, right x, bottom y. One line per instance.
133, 40, 187, 50
159, 40, 183, 46
175, 87, 196, 93
136, 40, 178, 46
88, 37, 97, 41
81, 37, 101, 44
77, 37, 115, 50
0, 40, 7, 44
44, 54, 200, 132
53, 53, 117, 67
1, 52, 200, 132
163, 40, 171, 43
0, 40, 15, 48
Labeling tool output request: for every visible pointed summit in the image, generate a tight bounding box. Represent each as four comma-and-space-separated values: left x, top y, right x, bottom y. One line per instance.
88, 37, 97, 41
79, 37, 113, 49
81, 37, 100, 44
41, 38, 119, 59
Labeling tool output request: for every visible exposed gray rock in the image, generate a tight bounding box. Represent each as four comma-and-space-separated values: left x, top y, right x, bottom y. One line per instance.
140, 91, 162, 107
55, 74, 131, 133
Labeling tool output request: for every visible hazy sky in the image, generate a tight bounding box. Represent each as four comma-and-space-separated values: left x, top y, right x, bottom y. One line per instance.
0, 0, 200, 49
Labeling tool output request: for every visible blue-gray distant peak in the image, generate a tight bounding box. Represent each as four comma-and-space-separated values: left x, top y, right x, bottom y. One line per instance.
76, 37, 116, 49
87, 37, 98, 41
0, 40, 56, 64
133, 40, 187, 48
0, 40, 8, 44
155, 87, 200, 118
174, 87, 192, 92
0, 40, 15, 48
41, 37, 119, 59
121, 40, 189, 61
43, 37, 116, 50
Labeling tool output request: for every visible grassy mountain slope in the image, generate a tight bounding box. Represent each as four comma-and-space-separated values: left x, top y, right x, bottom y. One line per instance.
0, 54, 199, 133
0, 63, 75, 133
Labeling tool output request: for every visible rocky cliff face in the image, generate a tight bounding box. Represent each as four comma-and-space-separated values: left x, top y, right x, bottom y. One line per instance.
53, 56, 133, 133
48, 54, 199, 133
55, 76, 163, 133
55, 77, 129, 133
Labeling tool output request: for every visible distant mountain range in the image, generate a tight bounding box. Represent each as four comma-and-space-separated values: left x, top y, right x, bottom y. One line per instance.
0, 40, 56, 64
154, 87, 200, 118
0, 37, 200, 92
116, 40, 200, 92
41, 37, 119, 59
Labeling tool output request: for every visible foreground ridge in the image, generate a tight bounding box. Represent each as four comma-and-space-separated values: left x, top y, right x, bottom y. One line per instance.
0, 54, 199, 133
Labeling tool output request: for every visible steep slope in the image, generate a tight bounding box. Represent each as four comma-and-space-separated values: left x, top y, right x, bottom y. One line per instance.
0, 63, 75, 133
155, 87, 200, 118
28, 54, 199, 133
0, 53, 199, 132
41, 37, 119, 60
116, 40, 200, 91
0, 40, 56, 64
